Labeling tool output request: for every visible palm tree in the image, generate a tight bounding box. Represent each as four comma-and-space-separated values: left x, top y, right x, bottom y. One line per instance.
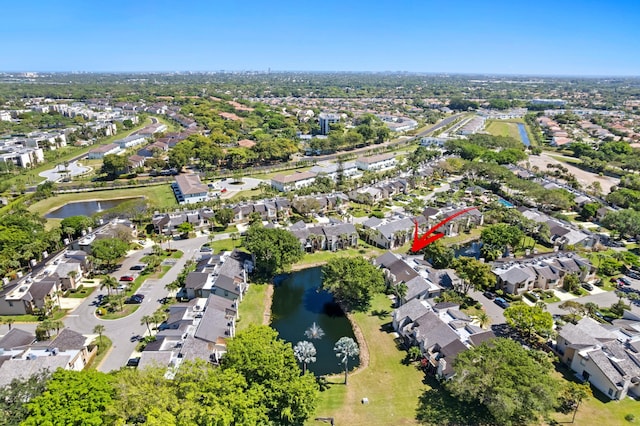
392, 283, 408, 306
50, 320, 64, 335
100, 275, 118, 296
476, 311, 491, 329
584, 302, 599, 319
93, 324, 105, 347
334, 337, 359, 385
141, 315, 153, 335
305, 322, 325, 340
293, 341, 317, 375
152, 311, 167, 330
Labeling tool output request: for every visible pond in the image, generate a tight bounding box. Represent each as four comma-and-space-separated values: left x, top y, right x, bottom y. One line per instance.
45, 198, 142, 219
453, 241, 483, 259
517, 123, 531, 147
270, 267, 360, 376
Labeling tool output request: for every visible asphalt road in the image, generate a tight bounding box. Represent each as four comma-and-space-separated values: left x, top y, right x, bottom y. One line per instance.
300, 113, 464, 162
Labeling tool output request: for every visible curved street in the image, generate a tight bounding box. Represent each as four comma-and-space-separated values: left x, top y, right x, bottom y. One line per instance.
63, 235, 208, 372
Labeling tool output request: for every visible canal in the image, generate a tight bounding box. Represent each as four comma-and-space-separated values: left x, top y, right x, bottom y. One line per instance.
270, 267, 360, 376
517, 122, 531, 147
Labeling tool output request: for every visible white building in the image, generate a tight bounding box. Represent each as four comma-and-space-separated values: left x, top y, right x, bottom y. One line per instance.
172, 174, 209, 204
270, 171, 317, 192
0, 146, 44, 168
356, 153, 396, 171
87, 143, 121, 159
318, 113, 340, 135
115, 134, 147, 149
309, 161, 359, 180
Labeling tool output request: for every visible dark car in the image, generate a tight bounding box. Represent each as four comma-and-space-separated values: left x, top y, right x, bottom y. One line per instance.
130, 264, 146, 271
626, 271, 640, 280
130, 335, 142, 342
494, 297, 510, 309
126, 357, 140, 367
120, 275, 135, 282
483, 291, 496, 300
581, 282, 594, 291
133, 294, 145, 301
619, 277, 632, 286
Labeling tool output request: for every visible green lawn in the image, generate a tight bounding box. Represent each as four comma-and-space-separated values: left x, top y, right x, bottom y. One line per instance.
65, 285, 97, 299
485, 120, 522, 140
310, 294, 428, 425
87, 336, 113, 370
0, 309, 67, 323
237, 284, 270, 331
207, 238, 243, 253
550, 365, 640, 425
442, 228, 482, 247
100, 304, 140, 320
29, 184, 177, 216
293, 242, 384, 270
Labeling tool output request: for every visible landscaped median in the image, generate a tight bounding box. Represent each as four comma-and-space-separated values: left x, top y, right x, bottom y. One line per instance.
96, 250, 183, 320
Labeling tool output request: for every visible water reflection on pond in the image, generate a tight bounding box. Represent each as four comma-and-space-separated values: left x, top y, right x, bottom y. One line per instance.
270, 267, 359, 376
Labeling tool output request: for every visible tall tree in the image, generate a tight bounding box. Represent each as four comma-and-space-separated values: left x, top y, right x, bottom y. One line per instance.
93, 324, 105, 347
294, 341, 317, 375
91, 238, 129, 271
504, 304, 554, 339
321, 257, 385, 312
447, 338, 559, 425
452, 256, 496, 294
222, 325, 318, 425
244, 225, 303, 276
0, 371, 50, 426
22, 370, 115, 426
334, 337, 360, 385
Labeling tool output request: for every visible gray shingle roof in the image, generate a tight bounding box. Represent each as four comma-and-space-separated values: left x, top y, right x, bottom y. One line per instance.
414, 311, 460, 351
49, 329, 87, 351
394, 298, 431, 324
194, 307, 230, 343
0, 329, 35, 350
185, 272, 208, 290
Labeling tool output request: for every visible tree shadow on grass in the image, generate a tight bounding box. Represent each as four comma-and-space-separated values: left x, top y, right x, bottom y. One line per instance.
416, 376, 493, 426
370, 309, 390, 319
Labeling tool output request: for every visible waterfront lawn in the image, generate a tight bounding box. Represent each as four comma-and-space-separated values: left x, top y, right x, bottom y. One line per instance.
294, 241, 384, 269
237, 283, 269, 331
208, 238, 242, 253
29, 184, 177, 216
485, 120, 521, 140
311, 294, 428, 425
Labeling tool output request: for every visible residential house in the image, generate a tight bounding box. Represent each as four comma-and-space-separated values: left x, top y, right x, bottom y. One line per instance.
288, 221, 358, 252
115, 135, 147, 149
492, 252, 596, 295
373, 252, 442, 302
556, 317, 640, 400
182, 249, 253, 301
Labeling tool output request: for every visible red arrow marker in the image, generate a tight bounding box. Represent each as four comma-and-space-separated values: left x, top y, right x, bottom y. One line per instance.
411, 207, 478, 252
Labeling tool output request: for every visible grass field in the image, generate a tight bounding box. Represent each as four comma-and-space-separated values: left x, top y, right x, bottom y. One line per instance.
87, 336, 113, 370
311, 294, 428, 425
29, 184, 177, 216
485, 120, 522, 140
237, 283, 269, 331
292, 241, 385, 270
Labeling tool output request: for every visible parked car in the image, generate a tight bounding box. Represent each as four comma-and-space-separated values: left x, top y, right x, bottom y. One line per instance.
494, 297, 510, 309
200, 246, 213, 252
581, 282, 594, 291
126, 357, 140, 367
120, 275, 135, 281
130, 264, 146, 271
483, 291, 496, 300
130, 335, 142, 342
625, 271, 640, 280
619, 277, 632, 286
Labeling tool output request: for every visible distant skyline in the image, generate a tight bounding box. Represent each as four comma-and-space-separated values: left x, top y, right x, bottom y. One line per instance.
1, 0, 639, 76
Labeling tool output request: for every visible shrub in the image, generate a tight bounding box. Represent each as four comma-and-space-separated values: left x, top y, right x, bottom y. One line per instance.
625, 413, 635, 422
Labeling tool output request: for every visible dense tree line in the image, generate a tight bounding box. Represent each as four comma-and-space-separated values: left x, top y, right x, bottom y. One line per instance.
2, 325, 318, 426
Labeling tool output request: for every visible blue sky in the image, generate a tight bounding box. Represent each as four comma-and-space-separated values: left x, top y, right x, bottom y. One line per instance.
1, 0, 638, 76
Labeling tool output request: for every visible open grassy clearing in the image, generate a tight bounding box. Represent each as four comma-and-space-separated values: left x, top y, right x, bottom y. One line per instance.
485, 120, 522, 140
29, 184, 177, 216
311, 294, 427, 425
292, 240, 385, 270
237, 284, 269, 331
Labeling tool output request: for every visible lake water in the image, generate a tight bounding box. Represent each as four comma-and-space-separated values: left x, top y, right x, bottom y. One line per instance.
270, 267, 360, 376
45, 198, 140, 219
517, 123, 531, 147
